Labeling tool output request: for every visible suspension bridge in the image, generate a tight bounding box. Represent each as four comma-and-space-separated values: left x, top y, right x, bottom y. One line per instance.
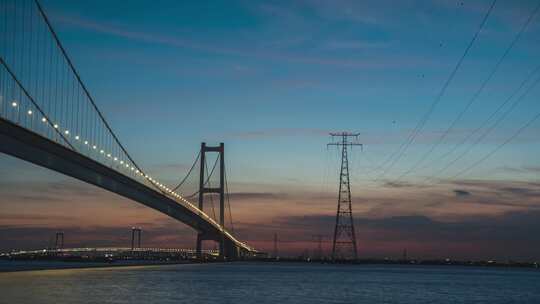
0, 0, 256, 259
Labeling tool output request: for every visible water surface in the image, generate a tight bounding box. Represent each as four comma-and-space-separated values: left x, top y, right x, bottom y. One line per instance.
0, 262, 539, 303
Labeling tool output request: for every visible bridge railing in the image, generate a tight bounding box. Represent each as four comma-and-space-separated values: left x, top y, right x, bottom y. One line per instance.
0, 0, 254, 253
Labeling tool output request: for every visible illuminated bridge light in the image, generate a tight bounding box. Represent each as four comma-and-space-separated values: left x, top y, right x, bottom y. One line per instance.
75, 135, 80, 140
64, 130, 69, 135
120, 161, 124, 164
84, 141, 88, 145
11, 101, 17, 107
114, 157, 118, 161
27, 110, 32, 115
92, 145, 97, 149
107, 154, 111, 158
54, 124, 59, 129
100, 150, 104, 154
41, 117, 47, 123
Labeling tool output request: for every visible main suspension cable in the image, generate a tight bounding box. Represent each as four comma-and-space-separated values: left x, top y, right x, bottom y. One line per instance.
171, 150, 200, 192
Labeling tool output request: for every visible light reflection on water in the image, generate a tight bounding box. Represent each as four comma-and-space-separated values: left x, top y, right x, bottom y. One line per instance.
0, 262, 539, 304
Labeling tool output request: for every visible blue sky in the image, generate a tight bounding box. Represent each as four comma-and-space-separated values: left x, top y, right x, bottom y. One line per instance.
1, 0, 540, 258
35, 0, 540, 184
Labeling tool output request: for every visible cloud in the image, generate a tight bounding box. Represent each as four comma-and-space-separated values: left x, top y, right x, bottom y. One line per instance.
453, 189, 471, 197
228, 192, 285, 201
321, 40, 395, 51
0, 214, 72, 221
381, 181, 419, 188
51, 14, 438, 70
448, 179, 540, 200
499, 187, 540, 198
223, 128, 331, 139
259, 210, 540, 259
499, 166, 540, 174
0, 179, 105, 206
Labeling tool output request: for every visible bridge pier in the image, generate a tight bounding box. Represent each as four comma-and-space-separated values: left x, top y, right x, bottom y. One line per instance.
195, 232, 239, 260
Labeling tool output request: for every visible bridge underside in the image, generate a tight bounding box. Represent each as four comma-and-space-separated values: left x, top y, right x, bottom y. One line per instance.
0, 118, 244, 259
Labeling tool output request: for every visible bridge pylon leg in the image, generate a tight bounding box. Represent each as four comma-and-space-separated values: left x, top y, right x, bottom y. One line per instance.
196, 234, 203, 259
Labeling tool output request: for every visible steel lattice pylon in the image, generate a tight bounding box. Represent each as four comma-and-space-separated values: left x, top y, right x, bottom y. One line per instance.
328, 132, 361, 260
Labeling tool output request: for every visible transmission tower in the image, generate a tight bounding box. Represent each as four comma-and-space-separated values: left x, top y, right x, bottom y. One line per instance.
328, 132, 361, 260
273, 233, 278, 259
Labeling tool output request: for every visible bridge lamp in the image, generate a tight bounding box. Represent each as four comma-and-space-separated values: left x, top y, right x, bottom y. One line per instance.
125, 164, 129, 168
54, 124, 59, 129
131, 166, 134, 171
100, 150, 104, 154
107, 154, 111, 158
11, 101, 17, 107
84, 141, 88, 145
27, 110, 32, 115
41, 117, 47, 123
114, 157, 118, 161
92, 145, 97, 149
75, 135, 80, 140
120, 161, 124, 164
64, 130, 69, 135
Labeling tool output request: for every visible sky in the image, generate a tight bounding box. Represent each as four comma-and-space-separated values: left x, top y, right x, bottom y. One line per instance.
1, 0, 540, 260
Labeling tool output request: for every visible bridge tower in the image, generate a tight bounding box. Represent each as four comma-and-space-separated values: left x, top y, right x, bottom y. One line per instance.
196, 142, 226, 258
55, 232, 64, 250
328, 132, 361, 260
131, 227, 141, 250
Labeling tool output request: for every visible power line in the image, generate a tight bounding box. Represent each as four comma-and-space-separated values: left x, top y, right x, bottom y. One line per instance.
374, 0, 498, 182
427, 66, 540, 182
451, 108, 540, 179
392, 1, 540, 183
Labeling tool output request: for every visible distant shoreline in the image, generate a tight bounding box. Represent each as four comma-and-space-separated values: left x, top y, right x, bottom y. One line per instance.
0, 260, 197, 273
1, 258, 539, 273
